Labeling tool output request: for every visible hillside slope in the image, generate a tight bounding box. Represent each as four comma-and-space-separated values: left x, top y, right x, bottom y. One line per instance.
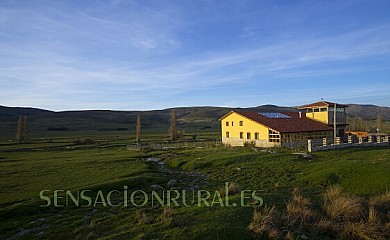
1, 104, 389, 139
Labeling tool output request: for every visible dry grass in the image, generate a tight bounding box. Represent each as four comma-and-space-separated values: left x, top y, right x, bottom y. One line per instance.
314, 217, 337, 236
283, 187, 316, 229
157, 207, 173, 226
341, 221, 384, 240
248, 205, 280, 239
220, 182, 240, 197
368, 206, 378, 223
134, 210, 152, 225
369, 191, 390, 220
285, 231, 294, 240
248, 185, 388, 239
324, 185, 363, 221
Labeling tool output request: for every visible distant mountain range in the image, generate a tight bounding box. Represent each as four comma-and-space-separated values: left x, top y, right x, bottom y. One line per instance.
0, 104, 389, 137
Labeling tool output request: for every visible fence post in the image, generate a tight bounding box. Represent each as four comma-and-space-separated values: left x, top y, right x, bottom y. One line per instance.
368, 136, 372, 143
323, 138, 327, 146
377, 136, 381, 144
334, 137, 340, 145
308, 139, 313, 152
358, 137, 363, 144
348, 135, 352, 144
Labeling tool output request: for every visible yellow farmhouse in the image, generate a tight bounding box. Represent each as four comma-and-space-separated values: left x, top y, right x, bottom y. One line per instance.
219, 101, 347, 148
297, 101, 348, 137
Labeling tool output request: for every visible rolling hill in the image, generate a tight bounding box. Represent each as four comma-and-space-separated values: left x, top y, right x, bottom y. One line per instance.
0, 103, 389, 139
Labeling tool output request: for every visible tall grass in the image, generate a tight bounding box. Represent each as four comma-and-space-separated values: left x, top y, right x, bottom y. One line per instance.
283, 187, 316, 230
323, 185, 363, 221
248, 205, 280, 239
248, 186, 389, 239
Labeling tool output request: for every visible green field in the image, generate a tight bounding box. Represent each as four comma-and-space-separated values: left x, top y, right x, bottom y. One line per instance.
0, 135, 389, 239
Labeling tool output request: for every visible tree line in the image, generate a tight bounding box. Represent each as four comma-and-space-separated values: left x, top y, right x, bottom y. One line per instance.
135, 109, 178, 143
348, 114, 383, 133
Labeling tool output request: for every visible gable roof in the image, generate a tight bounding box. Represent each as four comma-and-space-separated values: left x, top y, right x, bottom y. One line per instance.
222, 111, 333, 133
298, 101, 348, 109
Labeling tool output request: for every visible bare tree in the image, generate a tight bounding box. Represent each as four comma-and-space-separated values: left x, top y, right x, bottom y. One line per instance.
16, 116, 22, 142
135, 114, 141, 143
23, 116, 28, 142
16, 115, 28, 143
356, 116, 365, 131
169, 109, 178, 140
376, 114, 383, 133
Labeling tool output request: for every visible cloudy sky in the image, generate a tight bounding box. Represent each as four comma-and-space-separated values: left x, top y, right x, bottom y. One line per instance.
1, 0, 390, 110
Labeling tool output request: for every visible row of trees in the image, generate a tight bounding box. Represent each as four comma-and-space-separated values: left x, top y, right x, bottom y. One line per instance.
135, 109, 178, 143
14, 110, 179, 144
348, 114, 383, 132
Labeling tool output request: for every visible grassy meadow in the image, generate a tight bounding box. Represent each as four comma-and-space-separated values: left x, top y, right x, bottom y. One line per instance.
0, 132, 389, 239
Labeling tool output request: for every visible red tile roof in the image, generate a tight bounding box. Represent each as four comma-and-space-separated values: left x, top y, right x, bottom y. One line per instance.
231, 111, 333, 133
298, 101, 348, 109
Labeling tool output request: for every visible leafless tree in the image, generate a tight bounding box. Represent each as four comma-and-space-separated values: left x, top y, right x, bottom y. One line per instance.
376, 114, 383, 133
136, 114, 141, 143
169, 109, 178, 140
356, 116, 365, 131
16, 115, 28, 143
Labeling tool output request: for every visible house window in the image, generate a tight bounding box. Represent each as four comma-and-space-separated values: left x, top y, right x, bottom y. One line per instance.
247, 132, 251, 139
320, 108, 327, 112
314, 108, 320, 112
226, 121, 229, 126
231, 121, 234, 126
269, 129, 280, 142
226, 132, 229, 138
255, 133, 259, 140
240, 132, 244, 139
239, 121, 243, 126
307, 109, 313, 112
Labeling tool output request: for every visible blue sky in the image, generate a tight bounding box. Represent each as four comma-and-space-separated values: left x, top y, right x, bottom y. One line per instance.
1, 0, 390, 110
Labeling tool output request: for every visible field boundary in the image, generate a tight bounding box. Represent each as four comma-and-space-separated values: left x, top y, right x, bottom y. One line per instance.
126, 139, 222, 150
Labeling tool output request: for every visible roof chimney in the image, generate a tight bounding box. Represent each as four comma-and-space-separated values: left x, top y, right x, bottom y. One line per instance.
299, 111, 302, 118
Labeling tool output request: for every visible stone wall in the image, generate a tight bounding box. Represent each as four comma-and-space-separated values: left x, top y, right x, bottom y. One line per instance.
222, 138, 280, 148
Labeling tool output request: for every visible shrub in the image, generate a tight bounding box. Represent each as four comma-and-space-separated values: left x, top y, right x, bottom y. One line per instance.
243, 141, 256, 148
74, 138, 95, 145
